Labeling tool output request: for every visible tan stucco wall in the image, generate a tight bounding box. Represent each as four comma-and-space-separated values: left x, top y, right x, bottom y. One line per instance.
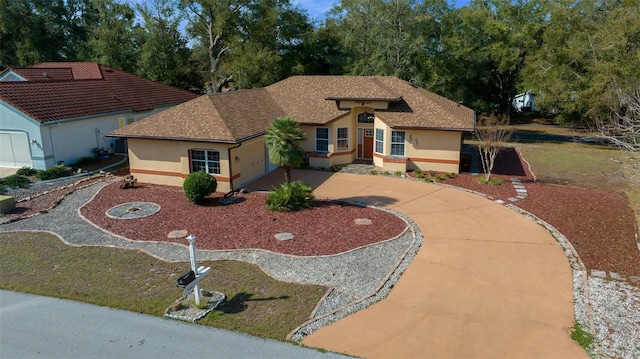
127, 138, 235, 192
233, 137, 267, 188
370, 120, 464, 173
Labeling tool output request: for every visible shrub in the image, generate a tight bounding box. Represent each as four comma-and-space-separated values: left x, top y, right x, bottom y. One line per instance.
266, 181, 314, 212
369, 170, 378, 175
434, 174, 446, 182
0, 174, 30, 188
183, 171, 218, 204
445, 172, 456, 178
394, 171, 402, 177
475, 176, 504, 185
383, 171, 390, 176
35, 165, 70, 181
16, 167, 37, 176
414, 169, 424, 178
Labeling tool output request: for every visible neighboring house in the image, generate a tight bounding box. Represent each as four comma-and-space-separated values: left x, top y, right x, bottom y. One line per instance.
0, 62, 198, 169
109, 76, 475, 193
512, 91, 536, 112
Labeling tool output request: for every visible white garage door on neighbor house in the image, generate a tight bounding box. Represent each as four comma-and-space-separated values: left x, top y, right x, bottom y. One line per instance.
0, 131, 31, 168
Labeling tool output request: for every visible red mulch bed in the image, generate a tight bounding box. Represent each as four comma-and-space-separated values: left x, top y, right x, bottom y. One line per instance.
79, 183, 408, 256
5, 147, 640, 277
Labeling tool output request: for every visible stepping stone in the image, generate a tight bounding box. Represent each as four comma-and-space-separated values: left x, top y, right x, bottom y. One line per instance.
507, 197, 519, 202
591, 270, 607, 278
168, 230, 188, 239
514, 185, 526, 190
355, 218, 372, 225
630, 276, 640, 283
274, 232, 294, 241
516, 195, 527, 199
610, 272, 626, 281
495, 199, 505, 204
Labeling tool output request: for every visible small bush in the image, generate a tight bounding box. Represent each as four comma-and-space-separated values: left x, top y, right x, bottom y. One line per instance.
570, 322, 594, 353
16, 167, 37, 176
445, 172, 456, 178
0, 174, 30, 188
394, 171, 402, 177
266, 181, 314, 212
35, 165, 70, 181
475, 176, 505, 185
369, 170, 378, 175
73, 156, 99, 167
383, 171, 390, 176
414, 169, 424, 178
183, 171, 218, 204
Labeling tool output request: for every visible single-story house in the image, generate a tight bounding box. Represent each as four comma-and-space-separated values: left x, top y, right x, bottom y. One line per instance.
109, 76, 475, 193
0, 62, 198, 169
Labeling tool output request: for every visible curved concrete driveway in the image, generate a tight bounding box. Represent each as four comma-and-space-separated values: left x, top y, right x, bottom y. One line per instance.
271, 172, 587, 358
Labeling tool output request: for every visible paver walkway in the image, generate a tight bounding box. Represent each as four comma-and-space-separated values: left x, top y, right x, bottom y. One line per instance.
249, 170, 587, 358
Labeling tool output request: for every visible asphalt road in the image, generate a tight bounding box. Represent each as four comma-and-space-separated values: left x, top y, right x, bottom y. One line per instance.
0, 290, 349, 359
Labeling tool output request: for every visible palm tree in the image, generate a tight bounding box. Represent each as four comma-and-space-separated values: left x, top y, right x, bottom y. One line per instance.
265, 116, 306, 184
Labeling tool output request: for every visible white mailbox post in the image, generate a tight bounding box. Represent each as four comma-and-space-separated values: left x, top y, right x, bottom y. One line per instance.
183, 234, 210, 306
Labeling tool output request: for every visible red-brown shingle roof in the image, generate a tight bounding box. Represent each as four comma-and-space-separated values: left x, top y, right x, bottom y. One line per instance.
0, 62, 198, 123
109, 88, 284, 142
110, 76, 475, 143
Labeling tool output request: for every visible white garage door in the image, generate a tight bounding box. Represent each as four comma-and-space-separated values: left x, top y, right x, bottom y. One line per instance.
0, 132, 32, 168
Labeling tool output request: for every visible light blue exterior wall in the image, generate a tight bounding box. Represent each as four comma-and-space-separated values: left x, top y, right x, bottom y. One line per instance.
1, 101, 177, 169
0, 101, 46, 169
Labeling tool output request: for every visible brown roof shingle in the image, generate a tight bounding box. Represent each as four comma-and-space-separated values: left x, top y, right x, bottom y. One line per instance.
109, 88, 284, 142
0, 62, 198, 123
110, 75, 474, 143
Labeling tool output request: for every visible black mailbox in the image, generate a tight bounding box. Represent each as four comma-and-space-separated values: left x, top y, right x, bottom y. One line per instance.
176, 270, 196, 288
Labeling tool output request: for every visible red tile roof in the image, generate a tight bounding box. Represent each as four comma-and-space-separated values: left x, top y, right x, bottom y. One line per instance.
110, 76, 475, 143
0, 62, 198, 123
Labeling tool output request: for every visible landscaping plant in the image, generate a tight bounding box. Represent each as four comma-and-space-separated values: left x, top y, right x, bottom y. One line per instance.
0, 174, 30, 189
266, 181, 314, 212
16, 167, 38, 176
35, 165, 70, 181
183, 170, 218, 204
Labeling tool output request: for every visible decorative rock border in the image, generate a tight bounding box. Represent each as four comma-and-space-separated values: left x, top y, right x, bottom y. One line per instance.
164, 290, 226, 322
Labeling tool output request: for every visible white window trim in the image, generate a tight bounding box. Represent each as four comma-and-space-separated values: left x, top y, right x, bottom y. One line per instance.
375, 128, 384, 154
190, 149, 221, 175
390, 130, 406, 157
336, 127, 349, 152
316, 127, 329, 153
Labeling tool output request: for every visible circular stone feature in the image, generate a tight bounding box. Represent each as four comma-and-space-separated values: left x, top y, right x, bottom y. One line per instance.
106, 202, 161, 219
274, 232, 294, 241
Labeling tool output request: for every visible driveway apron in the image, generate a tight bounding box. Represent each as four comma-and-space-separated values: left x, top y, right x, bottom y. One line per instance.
299, 173, 587, 358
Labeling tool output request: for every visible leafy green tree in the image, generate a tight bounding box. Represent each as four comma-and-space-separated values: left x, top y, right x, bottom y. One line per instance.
438, 0, 547, 114
265, 116, 306, 184
0, 0, 74, 66
183, 0, 250, 92
82, 0, 140, 73
136, 0, 198, 89
521, 0, 640, 125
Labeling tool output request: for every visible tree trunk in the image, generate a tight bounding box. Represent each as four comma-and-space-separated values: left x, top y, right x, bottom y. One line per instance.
284, 166, 292, 184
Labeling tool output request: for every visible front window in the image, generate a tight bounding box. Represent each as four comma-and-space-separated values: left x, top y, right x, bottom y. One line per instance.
391, 131, 405, 156
375, 128, 384, 154
337, 127, 349, 151
358, 112, 375, 123
190, 150, 220, 174
316, 128, 329, 152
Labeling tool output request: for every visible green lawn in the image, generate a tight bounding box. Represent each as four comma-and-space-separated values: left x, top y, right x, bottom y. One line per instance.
515, 142, 640, 237
0, 231, 327, 340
